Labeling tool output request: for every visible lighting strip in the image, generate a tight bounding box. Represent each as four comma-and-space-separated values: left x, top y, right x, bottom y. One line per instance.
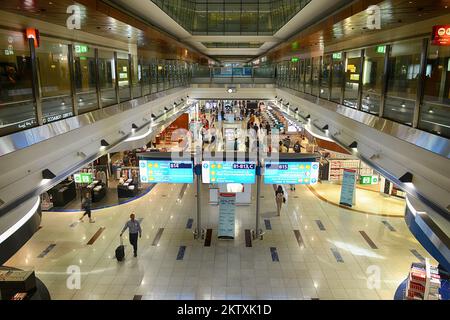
0, 197, 40, 245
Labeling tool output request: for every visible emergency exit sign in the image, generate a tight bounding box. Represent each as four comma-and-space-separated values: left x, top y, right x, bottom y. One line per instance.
75, 45, 88, 53
360, 175, 379, 185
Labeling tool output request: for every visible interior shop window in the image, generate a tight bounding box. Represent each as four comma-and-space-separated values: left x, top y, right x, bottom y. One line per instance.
36, 40, 73, 124
420, 44, 450, 137
141, 60, 150, 96
304, 58, 312, 94
0, 29, 35, 136
150, 62, 157, 93
331, 52, 344, 103
343, 50, 362, 109
311, 57, 321, 96
98, 49, 116, 107
258, 2, 271, 35
320, 55, 331, 99
73, 44, 97, 113
131, 55, 141, 99
207, 3, 224, 34
384, 39, 423, 125
226, 3, 241, 34
361, 46, 386, 115
117, 52, 130, 102
157, 61, 165, 91
298, 59, 305, 92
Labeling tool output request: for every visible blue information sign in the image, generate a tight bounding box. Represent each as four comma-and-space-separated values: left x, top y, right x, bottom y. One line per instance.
263, 162, 320, 185
139, 160, 194, 183
339, 169, 357, 207
201, 161, 256, 184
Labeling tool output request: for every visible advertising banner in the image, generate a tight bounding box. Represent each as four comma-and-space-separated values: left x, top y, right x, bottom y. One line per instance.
339, 169, 357, 207
218, 193, 236, 239
432, 25, 450, 46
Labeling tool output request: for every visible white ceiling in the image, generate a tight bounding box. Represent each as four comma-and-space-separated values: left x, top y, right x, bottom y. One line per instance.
111, 0, 352, 63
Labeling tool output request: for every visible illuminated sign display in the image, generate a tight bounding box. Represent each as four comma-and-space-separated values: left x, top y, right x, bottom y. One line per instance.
332, 52, 342, 60
202, 161, 256, 184
139, 160, 193, 183
360, 175, 379, 185
432, 25, 450, 46
376, 45, 386, 54
291, 57, 299, 63
263, 162, 319, 185
74, 45, 88, 53
74, 173, 93, 184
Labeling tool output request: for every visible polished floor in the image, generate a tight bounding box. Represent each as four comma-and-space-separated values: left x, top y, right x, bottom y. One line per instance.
5, 180, 436, 300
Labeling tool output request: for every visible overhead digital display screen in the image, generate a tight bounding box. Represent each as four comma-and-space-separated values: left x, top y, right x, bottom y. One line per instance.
202, 161, 256, 184
139, 160, 194, 184
263, 162, 319, 185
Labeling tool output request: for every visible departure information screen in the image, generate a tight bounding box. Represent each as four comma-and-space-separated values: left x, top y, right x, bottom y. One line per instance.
139, 160, 194, 183
263, 162, 319, 185
202, 161, 256, 184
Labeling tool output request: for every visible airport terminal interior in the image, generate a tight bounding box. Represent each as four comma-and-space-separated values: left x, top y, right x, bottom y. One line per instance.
0, 0, 449, 301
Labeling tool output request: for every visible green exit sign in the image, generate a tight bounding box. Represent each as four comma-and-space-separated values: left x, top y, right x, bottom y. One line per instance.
291, 57, 299, 63
360, 175, 379, 185
376, 46, 386, 54
75, 45, 89, 54
74, 173, 93, 184
332, 52, 342, 60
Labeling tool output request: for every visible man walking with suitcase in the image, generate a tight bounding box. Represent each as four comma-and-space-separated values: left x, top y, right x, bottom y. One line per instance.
120, 213, 142, 257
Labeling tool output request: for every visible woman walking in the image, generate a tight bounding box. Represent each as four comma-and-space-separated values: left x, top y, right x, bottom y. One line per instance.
79, 192, 94, 223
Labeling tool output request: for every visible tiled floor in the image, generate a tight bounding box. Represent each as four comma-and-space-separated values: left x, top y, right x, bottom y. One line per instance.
5, 179, 436, 300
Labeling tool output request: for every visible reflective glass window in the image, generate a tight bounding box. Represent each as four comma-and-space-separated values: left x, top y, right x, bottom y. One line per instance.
36, 40, 73, 124
361, 46, 386, 115
131, 55, 141, 98
384, 39, 422, 125
320, 55, 331, 99
304, 58, 312, 94
98, 49, 116, 107
331, 52, 344, 103
421, 43, 450, 137
73, 44, 97, 113
0, 29, 35, 135
117, 52, 130, 102
311, 57, 321, 96
343, 50, 362, 109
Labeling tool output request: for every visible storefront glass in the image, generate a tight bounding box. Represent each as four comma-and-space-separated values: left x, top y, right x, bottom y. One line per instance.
98, 49, 116, 107
361, 46, 386, 115
320, 55, 331, 99
131, 55, 141, 99
331, 52, 344, 103
311, 57, 321, 96
0, 29, 35, 135
73, 44, 98, 113
343, 50, 362, 109
421, 43, 450, 137
384, 39, 422, 125
141, 60, 150, 96
117, 52, 130, 102
304, 58, 312, 94
36, 39, 73, 124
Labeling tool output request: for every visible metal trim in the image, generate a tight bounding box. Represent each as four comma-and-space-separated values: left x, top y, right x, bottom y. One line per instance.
0, 87, 188, 157
272, 102, 450, 221
0, 103, 192, 218
278, 87, 450, 159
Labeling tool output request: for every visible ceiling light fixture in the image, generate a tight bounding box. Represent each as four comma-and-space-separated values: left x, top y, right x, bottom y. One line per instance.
100, 139, 109, 147
42, 169, 56, 180
399, 172, 413, 183
348, 141, 358, 149
322, 124, 329, 131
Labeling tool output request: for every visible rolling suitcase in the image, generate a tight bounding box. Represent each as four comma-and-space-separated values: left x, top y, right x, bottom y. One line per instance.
115, 237, 125, 261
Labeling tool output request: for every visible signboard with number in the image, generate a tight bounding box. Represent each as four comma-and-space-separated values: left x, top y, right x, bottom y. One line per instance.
201, 161, 256, 184
74, 173, 93, 184
432, 25, 450, 46
218, 193, 236, 239
263, 162, 319, 185
139, 160, 193, 183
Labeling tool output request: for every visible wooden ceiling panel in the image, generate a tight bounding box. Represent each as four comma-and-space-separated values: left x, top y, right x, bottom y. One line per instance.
0, 0, 209, 63
266, 0, 450, 62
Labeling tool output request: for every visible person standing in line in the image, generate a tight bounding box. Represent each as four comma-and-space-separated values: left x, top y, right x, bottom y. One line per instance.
79, 192, 94, 223
293, 140, 301, 153
275, 185, 285, 216
120, 213, 142, 257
